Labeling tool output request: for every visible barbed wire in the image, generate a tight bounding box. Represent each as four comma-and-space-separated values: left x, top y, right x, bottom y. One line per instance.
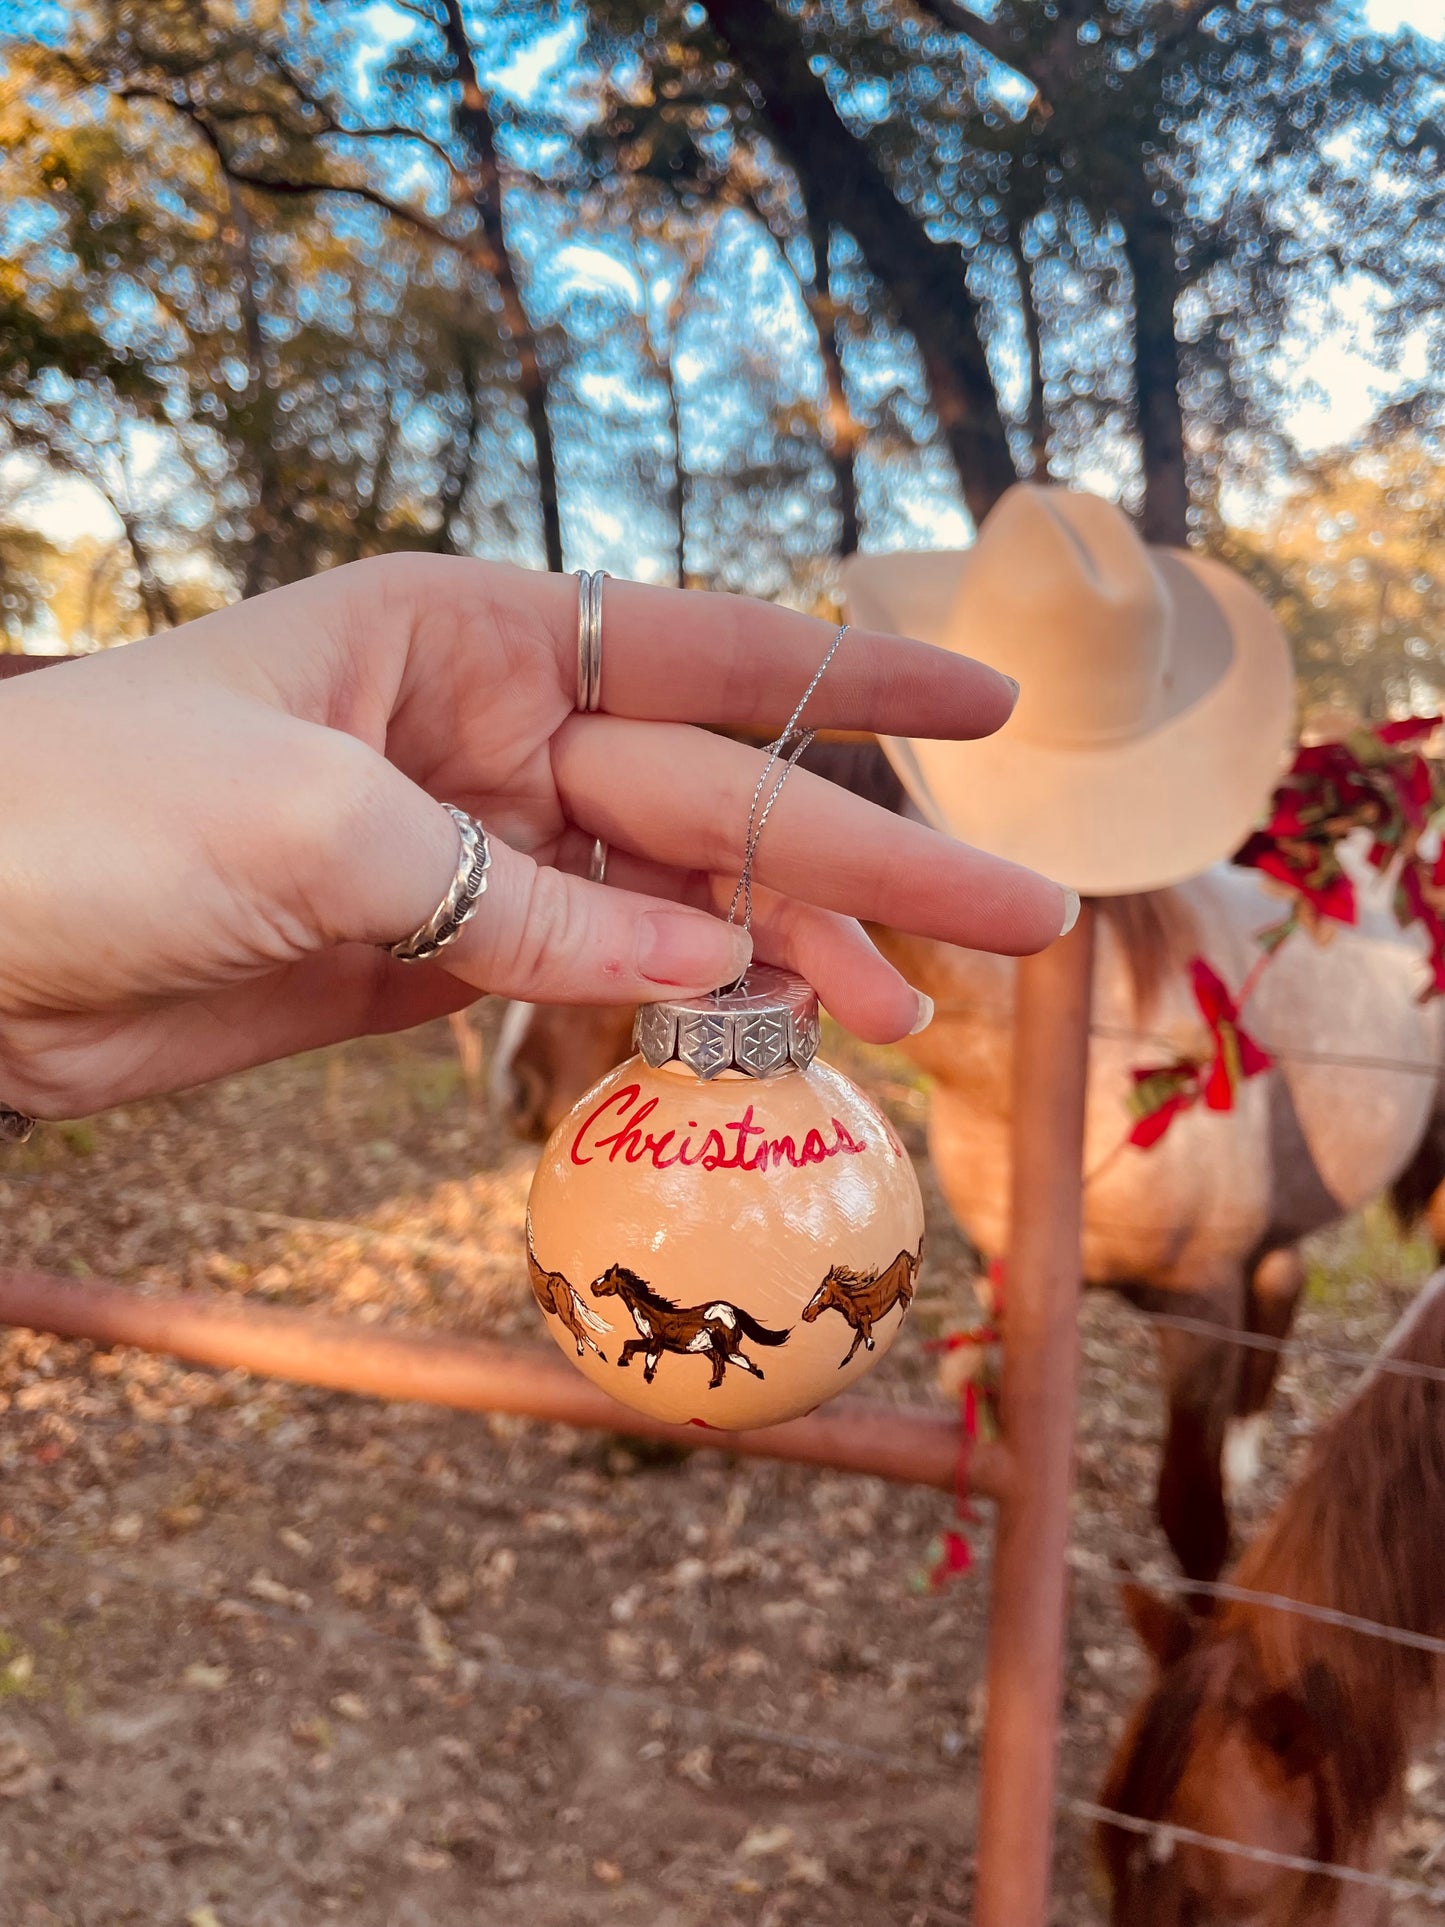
3, 1532, 926, 1778
8, 1521, 1445, 1912
1064, 1799, 1445, 1908
1066, 1548, 1445, 1658
6, 1320, 1445, 1911
1139, 1305, 1445, 1385
922, 997, 1444, 1083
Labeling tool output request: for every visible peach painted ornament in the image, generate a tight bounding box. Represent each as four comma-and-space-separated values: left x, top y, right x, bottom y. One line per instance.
525, 967, 925, 1429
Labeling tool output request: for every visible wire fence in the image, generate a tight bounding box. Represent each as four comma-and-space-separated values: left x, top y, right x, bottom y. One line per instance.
3, 1060, 1445, 1914
8, 1445, 1445, 1915
1063, 1799, 1445, 1909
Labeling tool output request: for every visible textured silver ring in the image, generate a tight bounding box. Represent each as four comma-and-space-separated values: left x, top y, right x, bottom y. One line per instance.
388, 805, 492, 963
0, 1104, 35, 1145
574, 568, 607, 712
588, 837, 609, 885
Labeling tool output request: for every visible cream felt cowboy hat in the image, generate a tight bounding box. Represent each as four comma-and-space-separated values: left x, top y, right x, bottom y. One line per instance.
840, 484, 1295, 896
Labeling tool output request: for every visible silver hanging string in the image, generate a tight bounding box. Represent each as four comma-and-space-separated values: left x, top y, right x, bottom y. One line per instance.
724, 622, 849, 945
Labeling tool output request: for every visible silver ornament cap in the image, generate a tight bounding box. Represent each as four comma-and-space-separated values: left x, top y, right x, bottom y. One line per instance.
633, 964, 821, 1080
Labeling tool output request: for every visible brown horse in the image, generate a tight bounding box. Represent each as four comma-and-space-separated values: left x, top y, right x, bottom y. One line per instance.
525, 1217, 614, 1361
493, 738, 1445, 1581
1098, 1270, 1445, 1925
589, 1264, 790, 1388
802, 1239, 924, 1366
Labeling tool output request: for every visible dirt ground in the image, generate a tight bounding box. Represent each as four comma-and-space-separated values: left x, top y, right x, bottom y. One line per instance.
0, 1008, 1440, 1927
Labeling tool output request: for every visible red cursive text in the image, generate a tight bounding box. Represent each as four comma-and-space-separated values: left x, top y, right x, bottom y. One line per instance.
569, 1085, 868, 1173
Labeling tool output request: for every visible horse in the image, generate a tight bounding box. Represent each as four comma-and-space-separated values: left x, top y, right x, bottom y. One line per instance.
493, 740, 1445, 1581
801, 1239, 924, 1366
1097, 1269, 1445, 1925
525, 1216, 614, 1361
588, 1264, 791, 1388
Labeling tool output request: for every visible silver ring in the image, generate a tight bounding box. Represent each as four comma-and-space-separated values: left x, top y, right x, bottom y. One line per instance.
588, 837, 609, 885
0, 1104, 35, 1145
574, 569, 607, 712
387, 805, 492, 963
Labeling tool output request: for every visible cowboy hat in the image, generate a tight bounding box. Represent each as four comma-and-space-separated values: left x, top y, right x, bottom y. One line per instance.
840, 485, 1295, 896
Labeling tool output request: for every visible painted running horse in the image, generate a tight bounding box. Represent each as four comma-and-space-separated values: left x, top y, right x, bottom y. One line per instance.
526, 1217, 613, 1361
589, 1265, 791, 1388
494, 740, 1445, 1582
802, 1239, 924, 1366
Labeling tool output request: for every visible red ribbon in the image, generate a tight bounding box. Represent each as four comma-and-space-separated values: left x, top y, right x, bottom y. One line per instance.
1126, 959, 1272, 1148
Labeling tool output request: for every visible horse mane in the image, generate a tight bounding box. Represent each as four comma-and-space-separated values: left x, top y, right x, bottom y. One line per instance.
1098, 1639, 1221, 1856
822, 1262, 872, 1288
1096, 890, 1201, 1020
602, 1265, 679, 1313
1222, 1272, 1445, 1833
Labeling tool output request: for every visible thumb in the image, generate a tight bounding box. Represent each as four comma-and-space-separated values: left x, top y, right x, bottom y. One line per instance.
312, 753, 752, 1004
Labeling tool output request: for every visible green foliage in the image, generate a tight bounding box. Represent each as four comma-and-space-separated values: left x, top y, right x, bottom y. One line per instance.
1220, 401, 1445, 720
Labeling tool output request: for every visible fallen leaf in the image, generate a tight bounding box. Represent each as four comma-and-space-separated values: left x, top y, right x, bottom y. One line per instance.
415, 1605, 454, 1670
788, 1854, 827, 1887
246, 1571, 312, 1613
182, 1663, 229, 1692
739, 1825, 794, 1859
402, 1842, 451, 1873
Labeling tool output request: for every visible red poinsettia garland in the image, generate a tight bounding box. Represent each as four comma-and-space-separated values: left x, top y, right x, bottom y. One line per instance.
1126, 716, 1445, 1147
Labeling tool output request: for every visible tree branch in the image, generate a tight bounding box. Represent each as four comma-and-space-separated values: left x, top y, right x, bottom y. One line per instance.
906, 0, 1050, 111
700, 0, 1018, 524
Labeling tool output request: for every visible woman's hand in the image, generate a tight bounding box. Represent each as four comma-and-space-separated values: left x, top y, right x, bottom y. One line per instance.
0, 555, 1071, 1116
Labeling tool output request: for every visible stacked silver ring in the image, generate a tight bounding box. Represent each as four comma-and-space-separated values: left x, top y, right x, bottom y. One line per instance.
575, 568, 607, 712
388, 804, 492, 963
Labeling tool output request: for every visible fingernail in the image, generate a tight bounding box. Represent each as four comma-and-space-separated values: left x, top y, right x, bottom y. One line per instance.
1059, 888, 1081, 937
1000, 673, 1020, 705
908, 991, 935, 1035
638, 912, 752, 988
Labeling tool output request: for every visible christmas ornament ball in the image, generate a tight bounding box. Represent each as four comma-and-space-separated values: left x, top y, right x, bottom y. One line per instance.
525, 968, 925, 1430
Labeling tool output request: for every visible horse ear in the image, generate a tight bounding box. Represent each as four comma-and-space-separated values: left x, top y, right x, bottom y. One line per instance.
1245, 1688, 1326, 1779
1120, 1577, 1196, 1668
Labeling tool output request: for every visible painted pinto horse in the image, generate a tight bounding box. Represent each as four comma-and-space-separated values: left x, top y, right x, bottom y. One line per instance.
526, 1217, 613, 1361
494, 741, 1445, 1581
802, 1239, 924, 1366
1099, 1271, 1445, 1925
589, 1264, 791, 1388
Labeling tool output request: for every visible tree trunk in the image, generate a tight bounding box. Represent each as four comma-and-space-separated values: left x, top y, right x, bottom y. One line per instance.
1009, 232, 1051, 483
661, 350, 687, 588
429, 351, 484, 556
221, 178, 288, 597
438, 0, 563, 572
703, 0, 1017, 527
117, 511, 177, 630
1122, 210, 1190, 546
806, 218, 861, 556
